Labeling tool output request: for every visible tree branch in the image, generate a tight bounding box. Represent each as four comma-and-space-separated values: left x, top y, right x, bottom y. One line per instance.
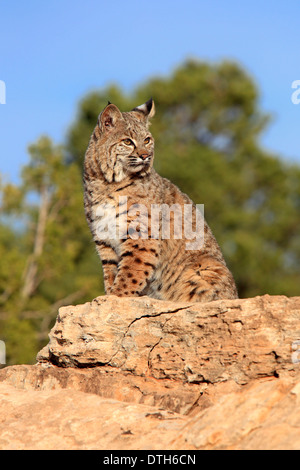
21, 186, 51, 299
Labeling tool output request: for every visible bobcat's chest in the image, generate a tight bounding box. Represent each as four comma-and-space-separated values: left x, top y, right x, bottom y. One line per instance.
91, 198, 124, 256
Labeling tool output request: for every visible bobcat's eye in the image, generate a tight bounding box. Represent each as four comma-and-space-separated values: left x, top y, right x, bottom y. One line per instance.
144, 137, 151, 144
123, 138, 133, 146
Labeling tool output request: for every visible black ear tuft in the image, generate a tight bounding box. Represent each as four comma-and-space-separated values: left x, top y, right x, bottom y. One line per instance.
145, 98, 153, 114
107, 101, 112, 105
131, 98, 155, 119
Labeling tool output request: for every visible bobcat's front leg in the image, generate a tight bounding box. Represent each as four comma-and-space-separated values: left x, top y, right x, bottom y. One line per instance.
95, 240, 119, 293
109, 240, 159, 297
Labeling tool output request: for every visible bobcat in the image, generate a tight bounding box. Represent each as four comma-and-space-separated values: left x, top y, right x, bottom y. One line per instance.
83, 99, 238, 302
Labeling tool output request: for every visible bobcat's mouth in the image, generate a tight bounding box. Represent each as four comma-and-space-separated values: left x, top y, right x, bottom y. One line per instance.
128, 156, 152, 169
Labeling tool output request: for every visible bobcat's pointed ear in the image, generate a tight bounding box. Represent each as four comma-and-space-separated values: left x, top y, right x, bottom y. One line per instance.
98, 103, 123, 132
132, 98, 155, 120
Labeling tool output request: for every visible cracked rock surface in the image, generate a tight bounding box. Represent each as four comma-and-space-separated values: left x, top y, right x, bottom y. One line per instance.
1, 294, 300, 449
38, 294, 300, 384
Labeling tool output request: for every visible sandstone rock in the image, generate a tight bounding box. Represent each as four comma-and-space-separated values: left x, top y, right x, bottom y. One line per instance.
38, 294, 300, 384
1, 294, 300, 450
0, 374, 300, 450
171, 374, 300, 450
0, 382, 185, 450
0, 363, 206, 415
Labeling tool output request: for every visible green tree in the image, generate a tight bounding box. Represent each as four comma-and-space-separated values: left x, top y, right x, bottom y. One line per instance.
0, 136, 101, 364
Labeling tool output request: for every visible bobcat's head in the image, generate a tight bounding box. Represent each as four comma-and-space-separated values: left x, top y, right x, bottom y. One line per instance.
93, 99, 155, 183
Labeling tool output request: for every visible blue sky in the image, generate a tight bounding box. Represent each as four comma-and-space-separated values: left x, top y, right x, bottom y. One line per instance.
0, 0, 299, 183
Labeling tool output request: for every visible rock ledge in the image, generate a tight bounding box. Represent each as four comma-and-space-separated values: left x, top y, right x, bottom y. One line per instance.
1, 294, 300, 449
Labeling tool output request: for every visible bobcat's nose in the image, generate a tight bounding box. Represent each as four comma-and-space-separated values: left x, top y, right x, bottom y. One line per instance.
139, 153, 149, 160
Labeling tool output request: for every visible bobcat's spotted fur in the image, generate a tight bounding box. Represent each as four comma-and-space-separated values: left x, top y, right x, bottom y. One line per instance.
83, 99, 238, 302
